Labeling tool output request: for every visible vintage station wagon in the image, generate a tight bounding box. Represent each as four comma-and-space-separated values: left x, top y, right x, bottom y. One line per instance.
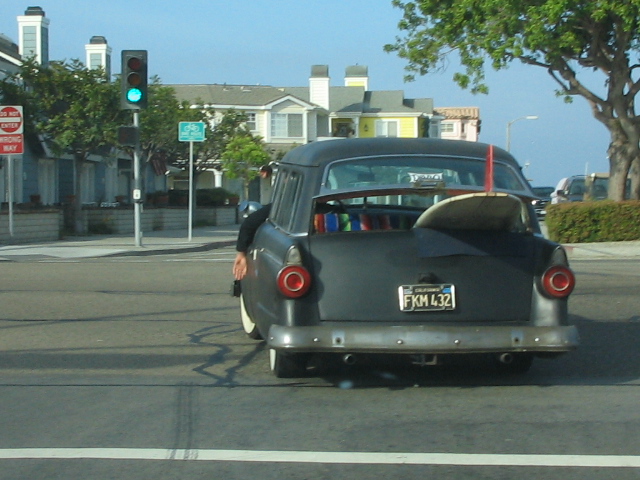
238, 138, 578, 378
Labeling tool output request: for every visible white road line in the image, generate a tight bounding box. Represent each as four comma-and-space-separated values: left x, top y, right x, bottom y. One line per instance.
0, 449, 639, 467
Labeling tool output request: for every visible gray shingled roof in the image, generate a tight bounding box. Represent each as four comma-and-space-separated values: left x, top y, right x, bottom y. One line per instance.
281, 86, 366, 114
364, 91, 431, 114
329, 87, 366, 113
170, 83, 434, 116
404, 98, 434, 113
170, 84, 294, 107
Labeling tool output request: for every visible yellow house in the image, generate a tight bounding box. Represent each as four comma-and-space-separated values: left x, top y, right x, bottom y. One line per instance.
285, 65, 442, 141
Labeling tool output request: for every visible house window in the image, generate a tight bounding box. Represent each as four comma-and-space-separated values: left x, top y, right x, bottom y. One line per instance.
246, 112, 257, 131
375, 120, 398, 137
271, 113, 303, 137
441, 122, 455, 134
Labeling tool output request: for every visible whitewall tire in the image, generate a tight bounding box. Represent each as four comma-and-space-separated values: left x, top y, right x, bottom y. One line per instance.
240, 294, 262, 340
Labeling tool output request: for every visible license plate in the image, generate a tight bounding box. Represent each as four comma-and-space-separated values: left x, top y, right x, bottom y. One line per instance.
398, 284, 456, 312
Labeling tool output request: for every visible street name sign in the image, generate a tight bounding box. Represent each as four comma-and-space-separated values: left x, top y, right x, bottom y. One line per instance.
0, 105, 24, 154
178, 121, 206, 142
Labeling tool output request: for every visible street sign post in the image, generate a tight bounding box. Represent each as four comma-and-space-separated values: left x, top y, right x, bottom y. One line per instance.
1, 105, 24, 238
178, 122, 206, 241
0, 105, 24, 155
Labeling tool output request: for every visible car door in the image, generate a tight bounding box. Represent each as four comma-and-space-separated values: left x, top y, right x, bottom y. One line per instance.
243, 168, 307, 335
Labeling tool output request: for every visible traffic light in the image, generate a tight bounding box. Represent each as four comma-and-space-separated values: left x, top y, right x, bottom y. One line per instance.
121, 50, 148, 110
117, 126, 139, 147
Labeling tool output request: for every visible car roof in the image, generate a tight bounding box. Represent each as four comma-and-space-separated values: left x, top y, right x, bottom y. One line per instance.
532, 186, 554, 194
280, 138, 521, 169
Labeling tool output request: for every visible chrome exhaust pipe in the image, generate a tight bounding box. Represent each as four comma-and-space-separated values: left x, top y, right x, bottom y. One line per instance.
342, 354, 357, 365
498, 353, 514, 364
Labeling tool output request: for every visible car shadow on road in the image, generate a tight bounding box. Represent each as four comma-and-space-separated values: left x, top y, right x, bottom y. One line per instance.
301, 317, 640, 390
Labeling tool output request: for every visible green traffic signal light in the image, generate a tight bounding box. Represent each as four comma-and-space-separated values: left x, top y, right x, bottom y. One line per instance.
121, 50, 148, 110
126, 88, 143, 103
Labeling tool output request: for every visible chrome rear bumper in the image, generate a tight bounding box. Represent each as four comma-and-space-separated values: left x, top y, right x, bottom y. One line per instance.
268, 324, 579, 355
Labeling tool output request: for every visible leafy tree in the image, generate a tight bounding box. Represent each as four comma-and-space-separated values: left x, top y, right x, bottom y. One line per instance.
2, 58, 125, 232
168, 108, 268, 197
195, 110, 252, 171
385, 0, 640, 200
125, 78, 210, 191
137, 79, 185, 172
220, 134, 271, 199
171, 108, 251, 173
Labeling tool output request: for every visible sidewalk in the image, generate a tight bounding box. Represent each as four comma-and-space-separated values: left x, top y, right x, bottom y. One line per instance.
562, 240, 640, 260
0, 225, 240, 261
1, 224, 639, 261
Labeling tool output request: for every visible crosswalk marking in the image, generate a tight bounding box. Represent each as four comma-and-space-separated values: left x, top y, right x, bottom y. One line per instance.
0, 448, 639, 467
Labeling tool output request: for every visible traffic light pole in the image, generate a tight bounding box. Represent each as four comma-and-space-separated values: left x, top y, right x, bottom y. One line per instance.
188, 140, 194, 242
133, 111, 142, 247
120, 49, 147, 247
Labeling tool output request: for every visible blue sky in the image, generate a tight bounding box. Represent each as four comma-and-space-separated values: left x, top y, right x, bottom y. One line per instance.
1, 0, 611, 187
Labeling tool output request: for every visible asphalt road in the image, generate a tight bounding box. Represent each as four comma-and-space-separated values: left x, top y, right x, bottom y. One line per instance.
0, 248, 639, 479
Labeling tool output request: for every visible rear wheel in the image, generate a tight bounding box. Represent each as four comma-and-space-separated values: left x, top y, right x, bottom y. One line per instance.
269, 349, 308, 378
493, 353, 534, 374
240, 294, 262, 340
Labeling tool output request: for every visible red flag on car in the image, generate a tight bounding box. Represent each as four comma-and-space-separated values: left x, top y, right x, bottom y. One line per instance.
485, 144, 494, 192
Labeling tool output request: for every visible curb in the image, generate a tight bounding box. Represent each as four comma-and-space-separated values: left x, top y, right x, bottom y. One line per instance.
103, 240, 237, 258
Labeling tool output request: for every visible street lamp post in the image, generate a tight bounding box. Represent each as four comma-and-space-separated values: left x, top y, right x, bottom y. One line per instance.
506, 115, 538, 151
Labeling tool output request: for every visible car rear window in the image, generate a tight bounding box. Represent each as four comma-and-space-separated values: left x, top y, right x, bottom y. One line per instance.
322, 155, 526, 193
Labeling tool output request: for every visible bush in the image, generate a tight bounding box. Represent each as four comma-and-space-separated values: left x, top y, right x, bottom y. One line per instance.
168, 189, 188, 206
146, 191, 169, 207
196, 188, 230, 206
88, 221, 115, 234
168, 188, 237, 206
546, 201, 640, 243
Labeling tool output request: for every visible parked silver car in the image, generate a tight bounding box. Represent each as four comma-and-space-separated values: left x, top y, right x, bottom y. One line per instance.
550, 176, 586, 204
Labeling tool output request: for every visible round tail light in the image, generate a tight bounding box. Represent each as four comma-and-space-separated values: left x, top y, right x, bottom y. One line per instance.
541, 265, 575, 298
277, 265, 311, 298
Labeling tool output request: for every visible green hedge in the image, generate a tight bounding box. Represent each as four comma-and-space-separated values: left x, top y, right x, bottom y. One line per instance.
166, 188, 235, 206
196, 188, 233, 206
546, 201, 640, 243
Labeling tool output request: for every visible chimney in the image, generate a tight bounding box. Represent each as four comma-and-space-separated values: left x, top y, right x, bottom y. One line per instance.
345, 65, 369, 90
17, 6, 50, 66
85, 36, 112, 78
309, 65, 330, 110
